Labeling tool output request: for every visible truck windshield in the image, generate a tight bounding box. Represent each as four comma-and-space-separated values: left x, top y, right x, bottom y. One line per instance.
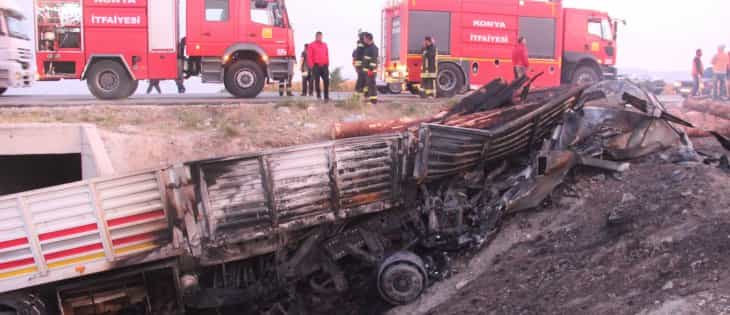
250, 1, 285, 27
601, 19, 612, 41
6, 15, 30, 40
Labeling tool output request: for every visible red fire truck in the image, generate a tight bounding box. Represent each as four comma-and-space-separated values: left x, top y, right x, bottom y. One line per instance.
34, 0, 295, 100
381, 0, 620, 96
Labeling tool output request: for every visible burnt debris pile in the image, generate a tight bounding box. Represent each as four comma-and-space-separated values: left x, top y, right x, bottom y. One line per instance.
299, 78, 729, 313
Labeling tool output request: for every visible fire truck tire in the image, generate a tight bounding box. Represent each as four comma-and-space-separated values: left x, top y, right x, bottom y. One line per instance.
224, 60, 265, 98
0, 88, 7, 96
571, 65, 601, 86
388, 83, 403, 94
436, 63, 465, 98
86, 60, 135, 100
125, 80, 139, 98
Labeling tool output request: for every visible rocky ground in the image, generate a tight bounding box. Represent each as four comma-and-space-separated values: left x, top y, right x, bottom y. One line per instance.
422, 138, 730, 315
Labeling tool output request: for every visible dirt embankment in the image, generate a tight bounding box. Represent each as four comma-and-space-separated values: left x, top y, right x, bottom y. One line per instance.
0, 100, 443, 172
426, 140, 730, 315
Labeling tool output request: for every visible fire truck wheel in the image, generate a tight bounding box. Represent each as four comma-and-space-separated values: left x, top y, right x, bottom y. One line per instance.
377, 251, 427, 305
0, 88, 7, 96
437, 63, 465, 98
125, 80, 139, 98
388, 83, 403, 94
225, 60, 265, 98
87, 60, 134, 100
571, 65, 601, 86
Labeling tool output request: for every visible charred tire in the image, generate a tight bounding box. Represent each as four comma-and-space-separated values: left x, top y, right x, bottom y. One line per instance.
86, 60, 134, 100
225, 60, 265, 98
437, 63, 465, 98
0, 88, 7, 96
377, 251, 427, 305
571, 65, 601, 86
0, 293, 47, 315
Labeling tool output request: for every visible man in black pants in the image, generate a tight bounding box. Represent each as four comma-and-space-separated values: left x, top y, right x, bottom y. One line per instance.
353, 32, 366, 97
420, 36, 437, 98
362, 32, 379, 104
307, 31, 330, 101
301, 44, 313, 96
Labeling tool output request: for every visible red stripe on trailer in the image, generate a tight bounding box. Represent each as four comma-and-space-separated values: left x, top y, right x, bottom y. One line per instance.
0, 238, 29, 250
107, 210, 165, 227
38, 224, 98, 241
0, 257, 35, 271
44, 243, 104, 261
112, 233, 157, 246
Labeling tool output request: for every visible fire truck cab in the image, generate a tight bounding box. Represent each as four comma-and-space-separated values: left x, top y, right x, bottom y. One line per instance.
381, 0, 619, 97
34, 0, 295, 100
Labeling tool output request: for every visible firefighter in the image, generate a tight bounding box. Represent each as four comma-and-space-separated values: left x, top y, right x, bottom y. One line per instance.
278, 77, 293, 97
353, 32, 366, 97
512, 36, 530, 80
420, 36, 437, 98
361, 32, 379, 104
301, 44, 313, 96
146, 79, 161, 94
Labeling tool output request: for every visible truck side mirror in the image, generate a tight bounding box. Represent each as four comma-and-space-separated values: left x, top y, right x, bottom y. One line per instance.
254, 0, 268, 9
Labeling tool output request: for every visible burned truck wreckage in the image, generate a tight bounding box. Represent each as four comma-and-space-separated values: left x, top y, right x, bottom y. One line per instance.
1, 79, 728, 315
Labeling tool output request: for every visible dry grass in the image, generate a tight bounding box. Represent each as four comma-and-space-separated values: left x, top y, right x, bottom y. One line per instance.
0, 99, 446, 171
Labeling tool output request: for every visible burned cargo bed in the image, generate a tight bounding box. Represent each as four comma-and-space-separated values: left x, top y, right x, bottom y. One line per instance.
181, 134, 411, 263
415, 86, 584, 181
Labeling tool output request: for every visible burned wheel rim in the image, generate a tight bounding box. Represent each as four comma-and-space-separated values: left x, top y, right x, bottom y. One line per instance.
377, 251, 427, 305
235, 69, 256, 89
98, 70, 120, 92
576, 72, 597, 86
438, 69, 458, 92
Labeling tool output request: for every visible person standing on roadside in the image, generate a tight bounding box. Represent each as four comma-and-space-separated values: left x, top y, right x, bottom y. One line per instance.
146, 79, 161, 94
353, 32, 366, 97
711, 45, 729, 100
727, 49, 730, 98
175, 79, 186, 94
512, 36, 530, 80
300, 44, 313, 96
307, 32, 330, 102
691, 49, 703, 97
420, 36, 437, 98
362, 32, 379, 104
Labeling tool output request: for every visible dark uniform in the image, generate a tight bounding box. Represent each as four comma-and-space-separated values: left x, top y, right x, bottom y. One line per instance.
353, 34, 366, 96
301, 49, 313, 96
278, 77, 293, 97
421, 41, 437, 98
362, 36, 379, 104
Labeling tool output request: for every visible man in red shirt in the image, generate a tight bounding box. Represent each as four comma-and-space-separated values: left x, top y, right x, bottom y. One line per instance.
306, 31, 330, 101
512, 36, 530, 80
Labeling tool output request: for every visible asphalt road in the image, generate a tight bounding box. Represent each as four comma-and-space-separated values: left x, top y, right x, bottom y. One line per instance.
0, 91, 431, 107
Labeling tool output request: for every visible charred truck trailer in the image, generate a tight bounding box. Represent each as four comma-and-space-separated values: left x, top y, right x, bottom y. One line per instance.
381, 0, 620, 96
34, 0, 295, 100
0, 86, 590, 314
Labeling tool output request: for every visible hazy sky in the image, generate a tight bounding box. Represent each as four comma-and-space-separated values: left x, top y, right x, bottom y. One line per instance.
16, 0, 730, 92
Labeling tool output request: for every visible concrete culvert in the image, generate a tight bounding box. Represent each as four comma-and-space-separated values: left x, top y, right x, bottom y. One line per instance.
0, 154, 82, 195
0, 124, 114, 196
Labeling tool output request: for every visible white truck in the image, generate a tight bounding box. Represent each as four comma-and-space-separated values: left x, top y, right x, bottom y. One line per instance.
0, 0, 33, 95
